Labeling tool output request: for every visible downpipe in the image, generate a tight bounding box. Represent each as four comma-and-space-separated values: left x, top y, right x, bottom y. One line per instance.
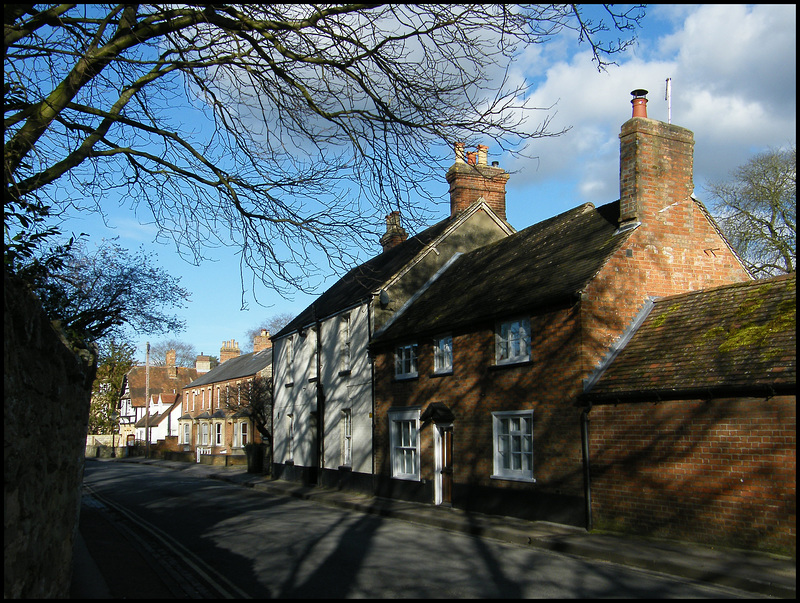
580, 405, 593, 532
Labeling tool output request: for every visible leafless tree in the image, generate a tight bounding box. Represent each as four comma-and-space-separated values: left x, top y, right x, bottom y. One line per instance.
706, 146, 796, 277
5, 4, 644, 301
222, 375, 273, 446
149, 338, 199, 367
243, 312, 295, 350
20, 236, 189, 343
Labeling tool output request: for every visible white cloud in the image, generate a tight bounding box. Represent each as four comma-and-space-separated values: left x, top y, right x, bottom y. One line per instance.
505, 4, 796, 225
659, 4, 795, 107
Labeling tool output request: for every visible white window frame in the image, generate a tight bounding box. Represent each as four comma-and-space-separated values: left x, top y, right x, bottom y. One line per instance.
341, 408, 353, 466
215, 422, 223, 446
433, 335, 453, 374
200, 423, 209, 446
339, 314, 352, 372
495, 317, 531, 365
240, 422, 248, 446
287, 414, 294, 462
285, 335, 295, 386
182, 422, 191, 445
492, 410, 535, 482
394, 343, 418, 379
389, 409, 420, 480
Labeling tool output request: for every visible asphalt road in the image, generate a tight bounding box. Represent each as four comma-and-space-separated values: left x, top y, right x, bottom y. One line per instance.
76, 461, 765, 599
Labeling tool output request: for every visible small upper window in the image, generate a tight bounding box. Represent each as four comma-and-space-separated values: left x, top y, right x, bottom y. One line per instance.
433, 335, 453, 374
340, 314, 352, 372
496, 318, 531, 365
394, 343, 418, 379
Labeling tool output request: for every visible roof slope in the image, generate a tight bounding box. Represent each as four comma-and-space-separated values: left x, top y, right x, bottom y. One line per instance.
584, 272, 796, 402
373, 200, 630, 343
186, 348, 272, 388
123, 366, 198, 407
273, 216, 457, 339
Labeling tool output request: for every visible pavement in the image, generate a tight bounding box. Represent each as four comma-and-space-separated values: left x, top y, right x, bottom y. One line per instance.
73, 456, 796, 599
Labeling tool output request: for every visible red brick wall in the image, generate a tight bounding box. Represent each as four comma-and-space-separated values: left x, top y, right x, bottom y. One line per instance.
588, 396, 796, 553
374, 304, 586, 499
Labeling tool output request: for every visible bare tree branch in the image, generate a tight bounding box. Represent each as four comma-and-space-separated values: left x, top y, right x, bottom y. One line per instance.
5, 4, 644, 300
706, 145, 796, 277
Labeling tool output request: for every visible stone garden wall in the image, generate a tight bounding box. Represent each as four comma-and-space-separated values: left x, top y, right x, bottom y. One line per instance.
4, 273, 96, 598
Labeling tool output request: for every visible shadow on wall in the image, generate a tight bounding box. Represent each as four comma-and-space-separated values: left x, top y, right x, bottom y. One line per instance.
588, 396, 796, 554
4, 272, 97, 598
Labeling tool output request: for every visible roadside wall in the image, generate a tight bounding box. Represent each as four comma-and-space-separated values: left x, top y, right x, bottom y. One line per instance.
589, 396, 796, 555
4, 273, 97, 598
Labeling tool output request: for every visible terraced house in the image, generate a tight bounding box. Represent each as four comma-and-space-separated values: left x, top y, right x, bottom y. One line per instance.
271, 144, 516, 492
272, 89, 795, 553
179, 332, 272, 464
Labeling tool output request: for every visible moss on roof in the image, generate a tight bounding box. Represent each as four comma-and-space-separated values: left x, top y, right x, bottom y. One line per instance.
586, 272, 796, 401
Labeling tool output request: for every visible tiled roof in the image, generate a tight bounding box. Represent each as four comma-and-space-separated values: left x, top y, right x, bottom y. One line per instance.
272, 214, 460, 339
185, 348, 272, 388
372, 200, 630, 343
584, 272, 796, 402
123, 366, 198, 407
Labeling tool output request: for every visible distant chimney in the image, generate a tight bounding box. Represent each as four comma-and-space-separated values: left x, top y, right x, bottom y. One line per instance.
619, 89, 694, 228
220, 339, 240, 363
195, 353, 212, 374
253, 329, 272, 353
446, 142, 509, 220
166, 349, 178, 379
380, 210, 408, 252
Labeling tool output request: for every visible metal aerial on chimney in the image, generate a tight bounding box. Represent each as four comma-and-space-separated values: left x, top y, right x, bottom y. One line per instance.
665, 78, 672, 124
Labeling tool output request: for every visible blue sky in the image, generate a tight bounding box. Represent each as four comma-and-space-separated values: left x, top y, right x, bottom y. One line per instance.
57, 4, 796, 362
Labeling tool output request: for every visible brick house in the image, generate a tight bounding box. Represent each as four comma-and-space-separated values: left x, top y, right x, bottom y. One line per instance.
118, 349, 198, 447
178, 332, 272, 463
582, 273, 796, 552
368, 90, 754, 529
271, 155, 516, 490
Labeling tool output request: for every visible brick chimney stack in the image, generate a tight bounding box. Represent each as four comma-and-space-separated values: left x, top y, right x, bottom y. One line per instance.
166, 349, 178, 379
220, 339, 241, 363
253, 329, 272, 353
619, 89, 694, 229
379, 210, 408, 252
446, 142, 509, 220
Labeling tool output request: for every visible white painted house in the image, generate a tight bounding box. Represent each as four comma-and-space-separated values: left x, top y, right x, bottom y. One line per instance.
134, 392, 182, 445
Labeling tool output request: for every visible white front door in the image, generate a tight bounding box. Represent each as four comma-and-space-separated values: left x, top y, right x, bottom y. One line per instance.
434, 424, 453, 506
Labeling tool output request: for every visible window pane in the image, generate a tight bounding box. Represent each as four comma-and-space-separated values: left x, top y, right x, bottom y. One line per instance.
494, 412, 534, 479
395, 344, 418, 376
497, 319, 531, 363
499, 434, 509, 468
